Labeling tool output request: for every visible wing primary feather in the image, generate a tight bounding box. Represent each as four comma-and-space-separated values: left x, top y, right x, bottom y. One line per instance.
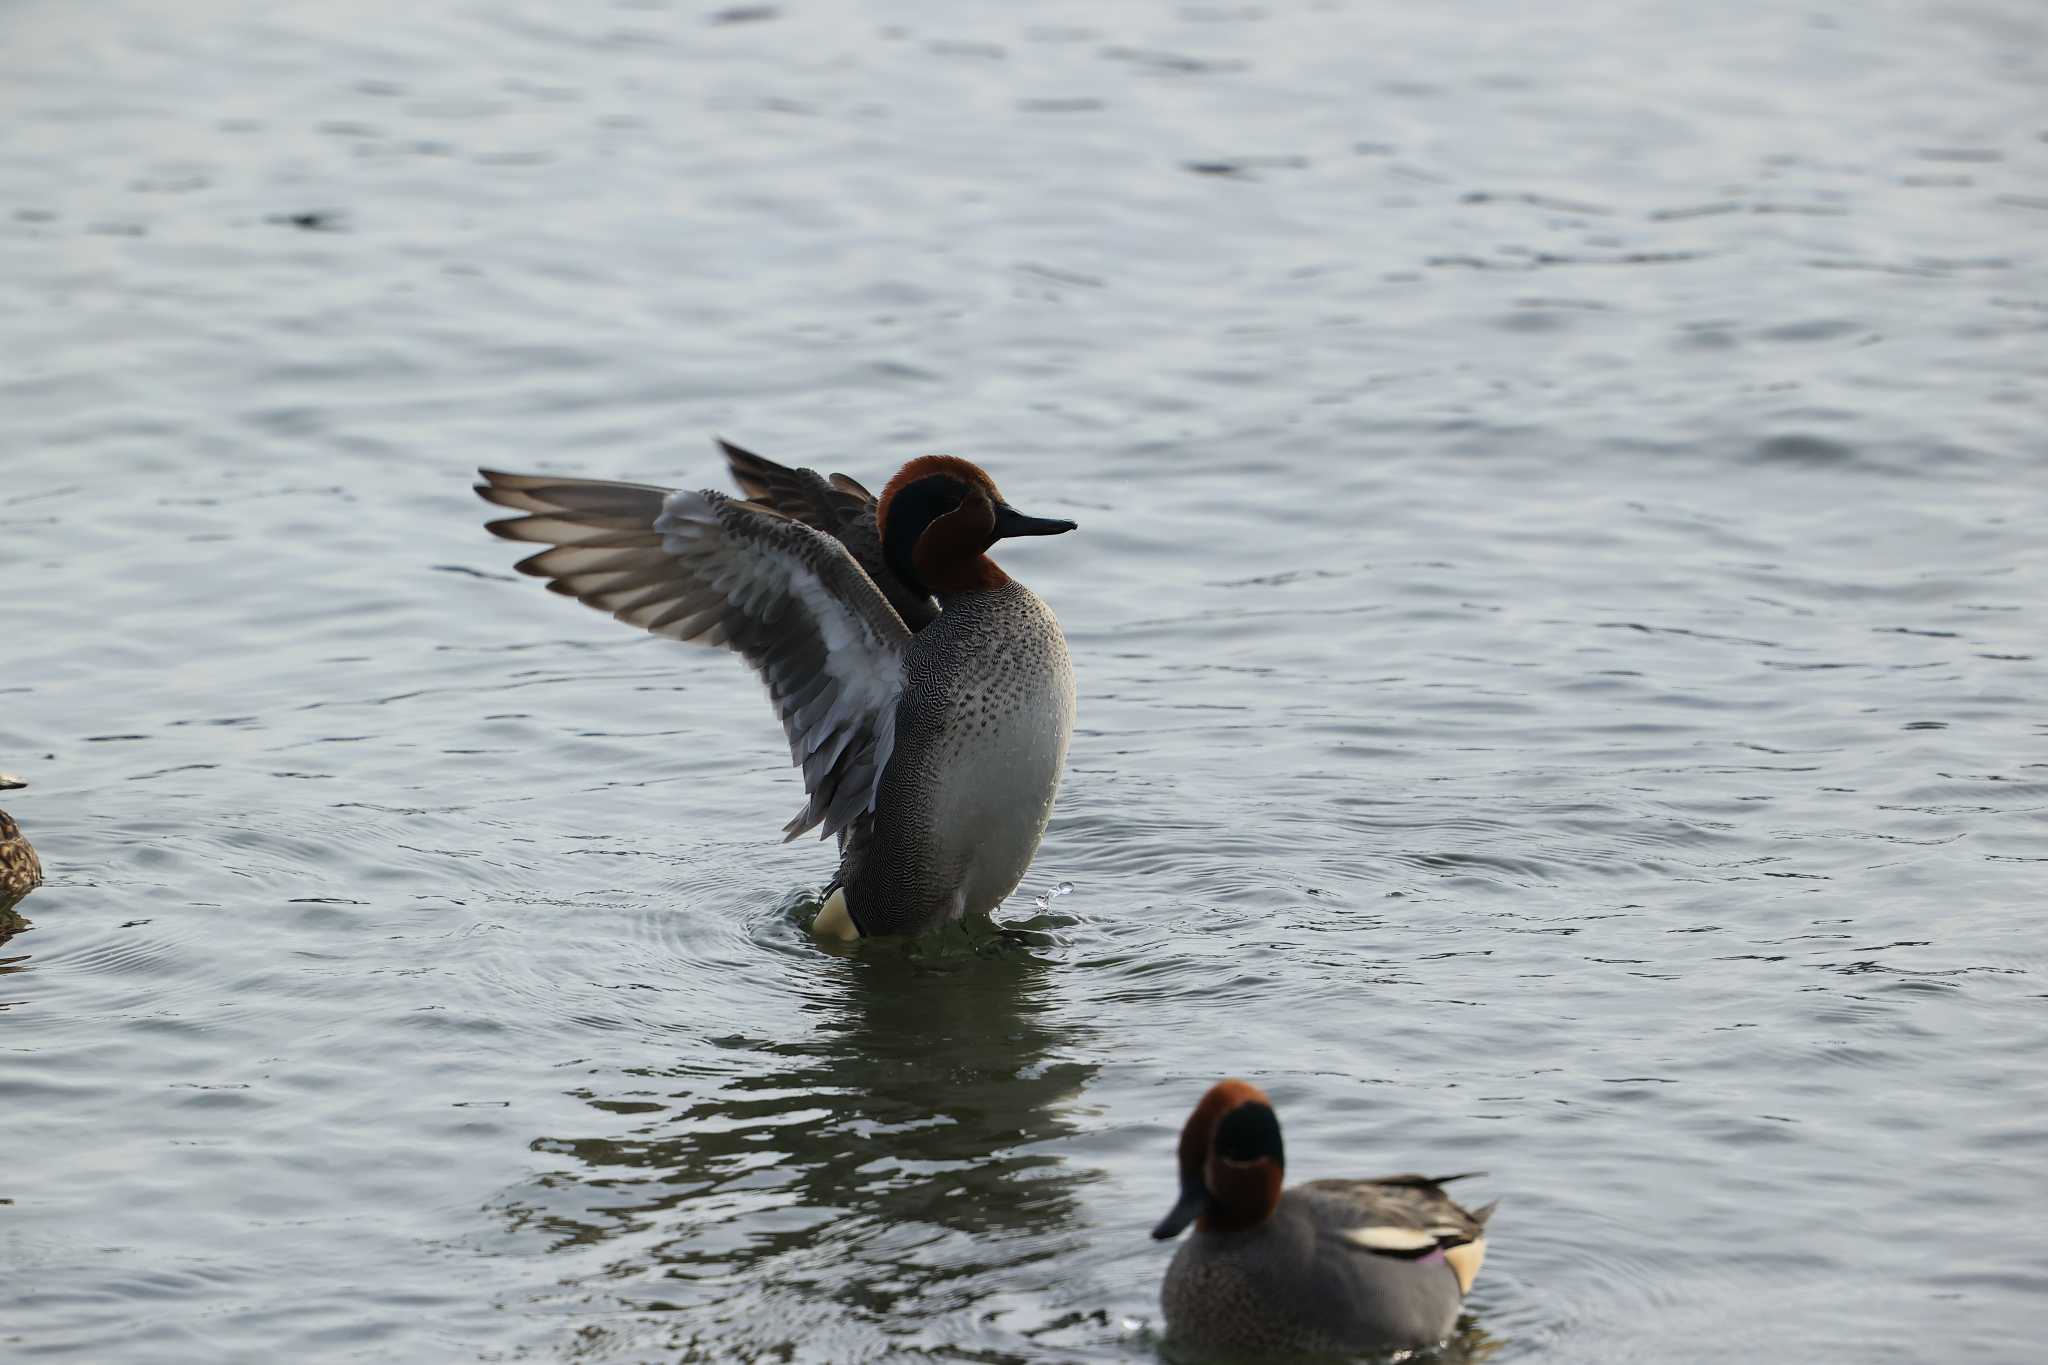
479, 471, 911, 850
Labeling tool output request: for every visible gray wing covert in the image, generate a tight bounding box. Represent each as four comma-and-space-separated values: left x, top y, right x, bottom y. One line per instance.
477, 470, 912, 842
1300, 1175, 1494, 1255
718, 439, 940, 631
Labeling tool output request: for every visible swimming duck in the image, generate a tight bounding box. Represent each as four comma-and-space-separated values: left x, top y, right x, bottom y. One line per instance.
476, 441, 1077, 939
0, 774, 42, 924
1153, 1079, 1495, 1357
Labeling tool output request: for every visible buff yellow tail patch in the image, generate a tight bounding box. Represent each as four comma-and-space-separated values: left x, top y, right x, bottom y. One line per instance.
1444, 1237, 1487, 1296
811, 886, 859, 941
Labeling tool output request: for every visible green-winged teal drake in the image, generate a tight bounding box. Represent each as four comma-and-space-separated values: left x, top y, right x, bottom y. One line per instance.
0, 774, 41, 926
1153, 1079, 1496, 1357
477, 442, 1077, 939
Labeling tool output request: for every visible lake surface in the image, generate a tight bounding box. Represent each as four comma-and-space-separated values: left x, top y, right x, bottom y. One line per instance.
3, 0, 2046, 1360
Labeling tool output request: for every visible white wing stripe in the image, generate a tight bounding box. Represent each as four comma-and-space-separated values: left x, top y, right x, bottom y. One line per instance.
1339, 1226, 1440, 1253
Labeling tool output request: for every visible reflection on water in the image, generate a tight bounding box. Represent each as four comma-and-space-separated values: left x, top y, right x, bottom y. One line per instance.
508, 931, 1099, 1360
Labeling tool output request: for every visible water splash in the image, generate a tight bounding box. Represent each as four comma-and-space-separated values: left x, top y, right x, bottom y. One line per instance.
1032, 880, 1076, 910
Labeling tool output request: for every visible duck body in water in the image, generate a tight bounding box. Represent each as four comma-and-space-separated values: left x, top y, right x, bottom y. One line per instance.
477, 442, 1076, 939
1153, 1079, 1497, 1358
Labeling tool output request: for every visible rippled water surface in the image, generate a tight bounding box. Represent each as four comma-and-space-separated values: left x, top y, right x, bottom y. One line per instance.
5, 1, 2047, 1360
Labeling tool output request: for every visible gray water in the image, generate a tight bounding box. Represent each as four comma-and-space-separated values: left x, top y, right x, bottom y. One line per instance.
4, 1, 2046, 1360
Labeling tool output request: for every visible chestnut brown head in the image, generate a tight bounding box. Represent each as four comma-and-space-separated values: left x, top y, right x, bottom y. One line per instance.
1152, 1079, 1287, 1240
875, 455, 1075, 597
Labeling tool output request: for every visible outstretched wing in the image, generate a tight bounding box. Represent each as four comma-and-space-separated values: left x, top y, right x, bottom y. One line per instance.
718, 439, 939, 631
477, 470, 912, 842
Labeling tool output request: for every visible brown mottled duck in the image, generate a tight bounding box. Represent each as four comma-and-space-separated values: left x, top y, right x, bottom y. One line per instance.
1, 774, 42, 935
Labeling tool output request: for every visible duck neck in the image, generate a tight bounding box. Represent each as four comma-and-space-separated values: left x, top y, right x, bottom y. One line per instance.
1198, 1155, 1284, 1234
929, 558, 1012, 601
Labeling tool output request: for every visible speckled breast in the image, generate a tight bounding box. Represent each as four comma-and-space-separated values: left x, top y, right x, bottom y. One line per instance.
871, 579, 1075, 927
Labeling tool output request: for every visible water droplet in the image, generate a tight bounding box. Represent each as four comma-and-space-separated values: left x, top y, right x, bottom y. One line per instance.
1032, 881, 1074, 910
